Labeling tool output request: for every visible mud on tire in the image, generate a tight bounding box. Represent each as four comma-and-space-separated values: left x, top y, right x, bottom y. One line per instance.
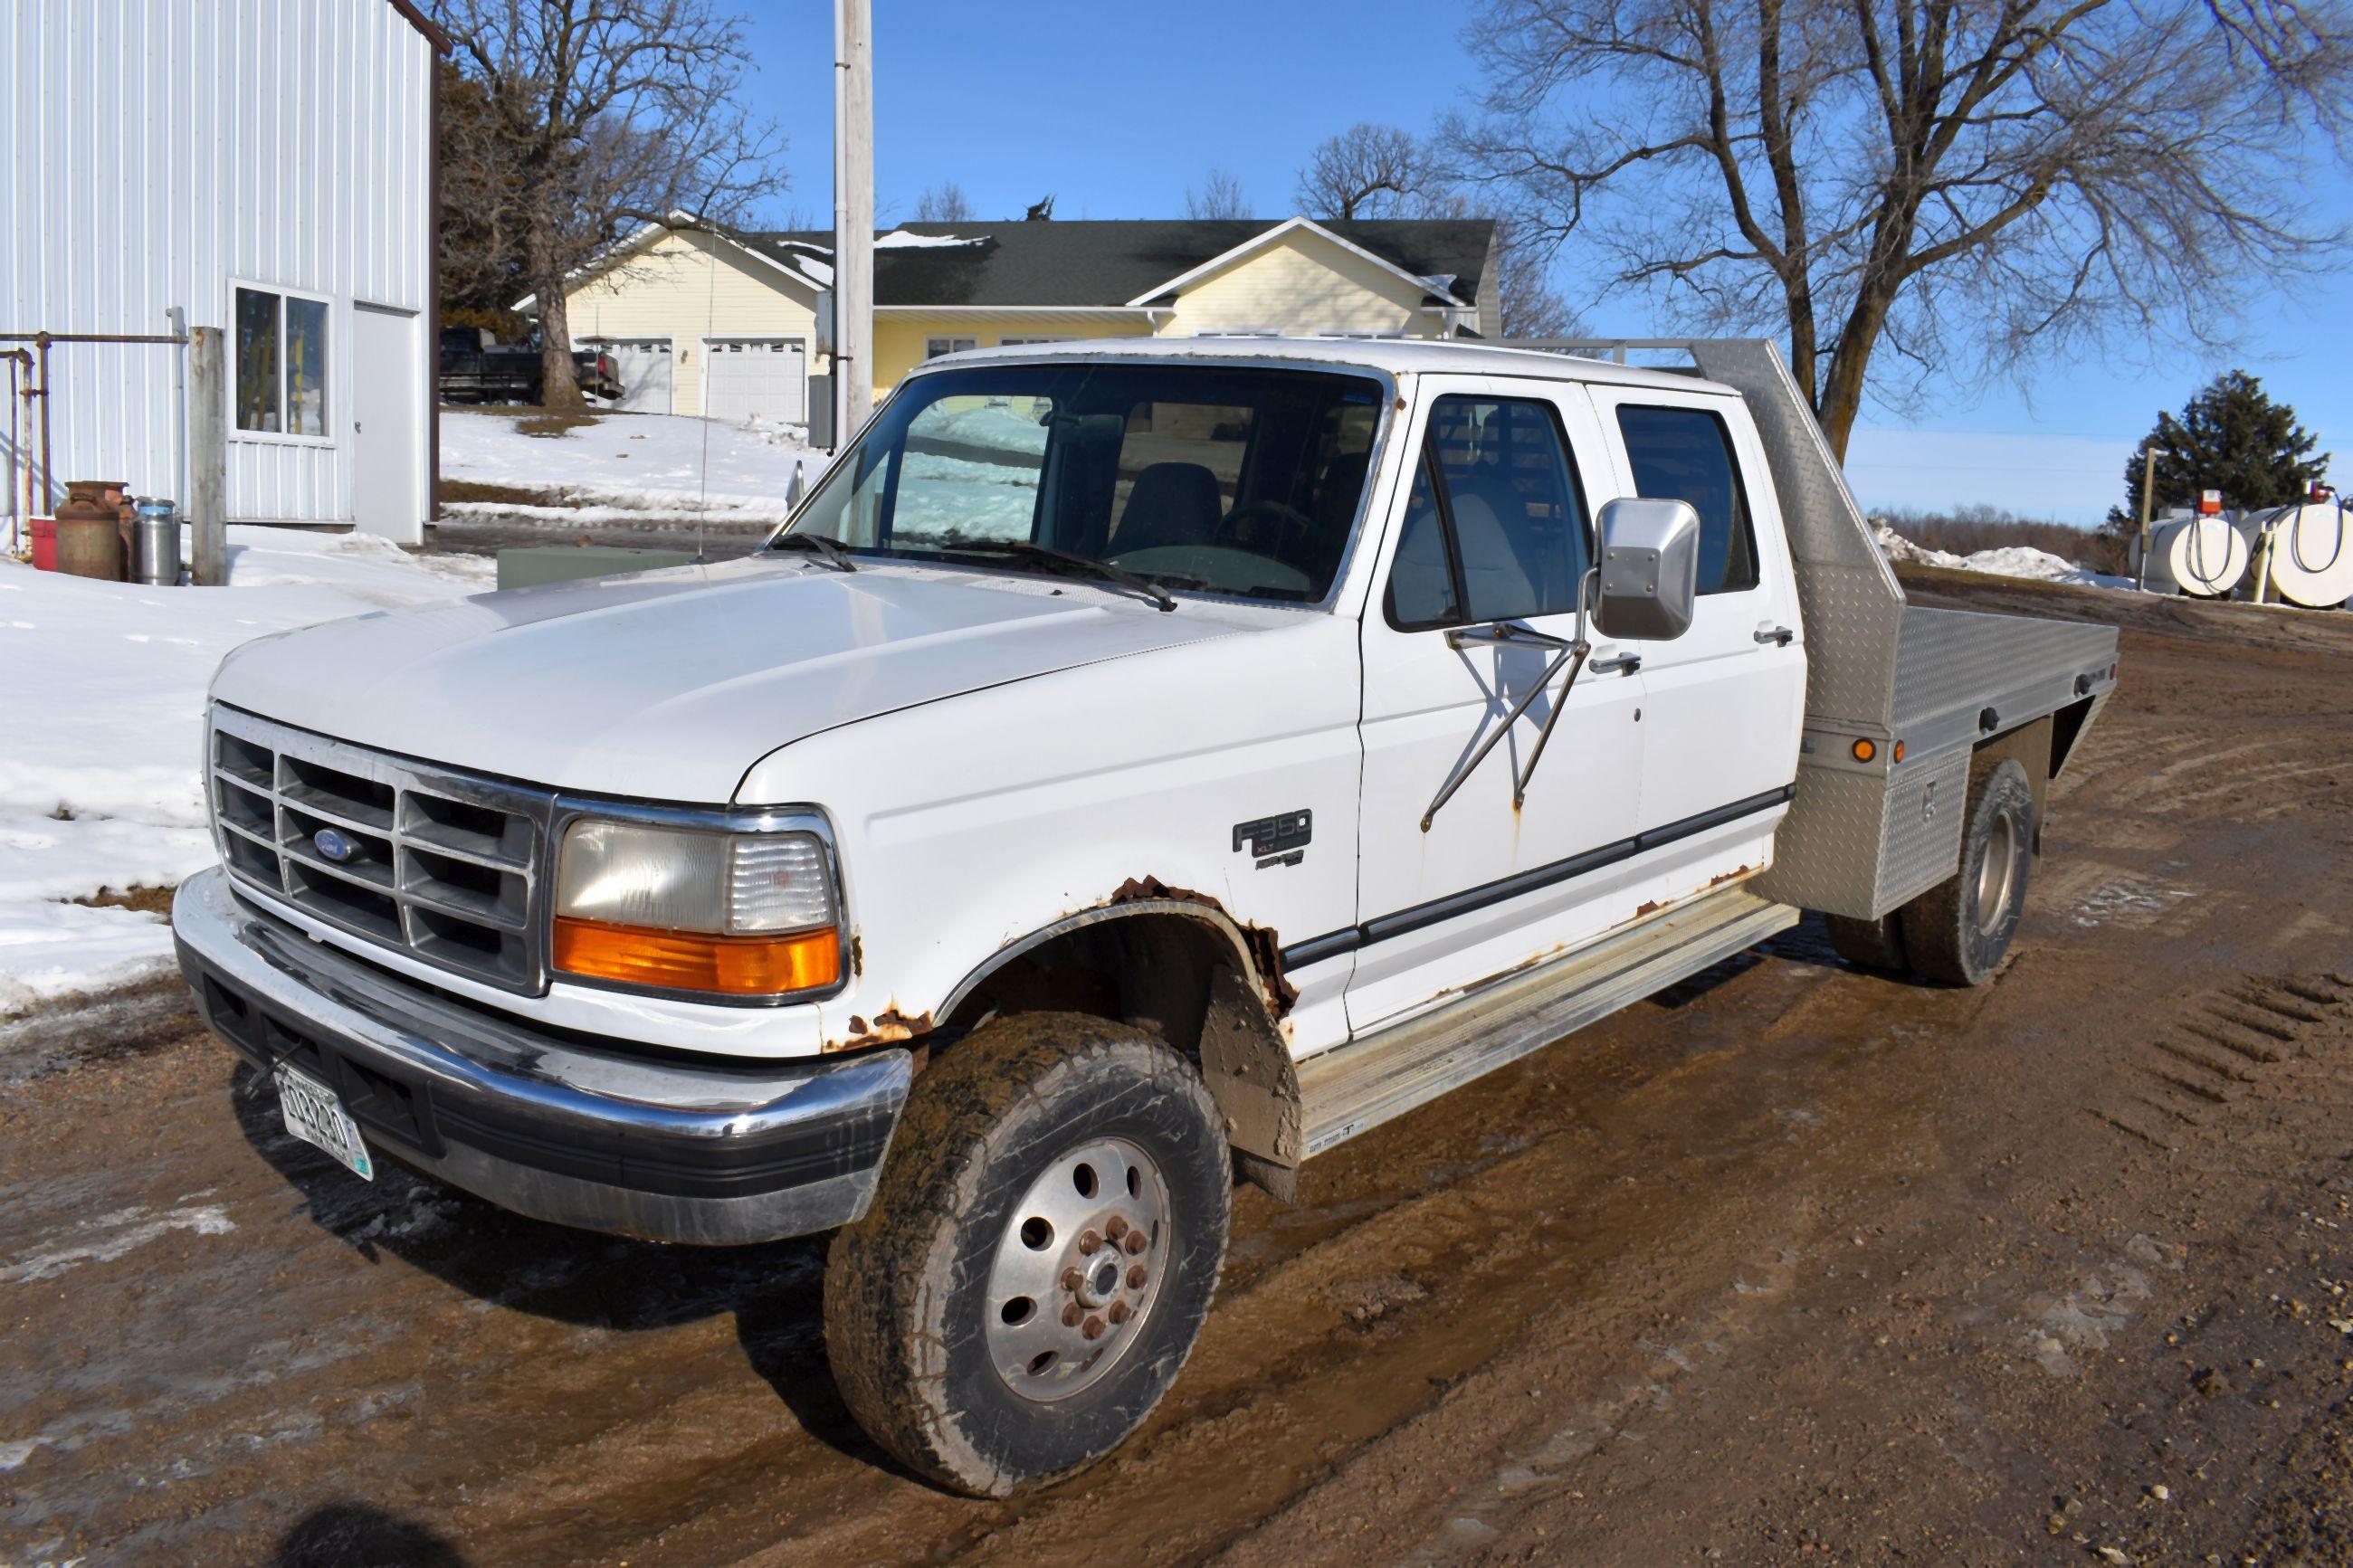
823, 1012, 1231, 1497
1899, 755, 2036, 985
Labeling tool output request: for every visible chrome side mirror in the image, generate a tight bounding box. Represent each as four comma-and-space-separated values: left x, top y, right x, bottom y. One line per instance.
1593, 497, 1700, 641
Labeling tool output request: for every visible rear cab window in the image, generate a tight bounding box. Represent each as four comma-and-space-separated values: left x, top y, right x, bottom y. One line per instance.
1612, 404, 1760, 595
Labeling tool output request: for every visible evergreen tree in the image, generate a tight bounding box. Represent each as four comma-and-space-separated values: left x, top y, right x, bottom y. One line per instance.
2110, 370, 2329, 527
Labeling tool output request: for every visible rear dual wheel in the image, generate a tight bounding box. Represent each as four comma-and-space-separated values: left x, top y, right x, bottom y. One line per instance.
824, 1012, 1230, 1497
1827, 755, 2036, 986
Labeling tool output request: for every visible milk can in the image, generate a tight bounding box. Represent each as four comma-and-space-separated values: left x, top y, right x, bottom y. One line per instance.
53, 480, 125, 581
132, 499, 181, 585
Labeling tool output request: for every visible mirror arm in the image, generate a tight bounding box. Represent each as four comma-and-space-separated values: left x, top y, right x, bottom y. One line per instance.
1420, 574, 1602, 832
1510, 568, 1601, 808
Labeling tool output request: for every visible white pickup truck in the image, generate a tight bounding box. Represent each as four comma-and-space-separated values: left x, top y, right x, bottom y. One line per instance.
175, 337, 2117, 1496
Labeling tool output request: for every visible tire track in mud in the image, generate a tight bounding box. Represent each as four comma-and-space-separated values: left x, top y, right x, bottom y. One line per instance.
2091, 974, 2353, 1153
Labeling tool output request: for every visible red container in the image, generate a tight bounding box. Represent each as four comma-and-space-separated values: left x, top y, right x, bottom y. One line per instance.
30, 517, 57, 572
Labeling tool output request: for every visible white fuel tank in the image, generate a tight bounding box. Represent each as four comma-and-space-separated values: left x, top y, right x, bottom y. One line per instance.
2143, 515, 2249, 598
2258, 500, 2353, 608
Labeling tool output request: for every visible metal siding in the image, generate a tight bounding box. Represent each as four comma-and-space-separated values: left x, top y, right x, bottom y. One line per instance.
3, 0, 432, 534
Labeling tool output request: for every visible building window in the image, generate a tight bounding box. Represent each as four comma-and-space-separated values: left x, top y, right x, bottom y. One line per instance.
234, 285, 329, 437
925, 336, 978, 359
997, 335, 1077, 347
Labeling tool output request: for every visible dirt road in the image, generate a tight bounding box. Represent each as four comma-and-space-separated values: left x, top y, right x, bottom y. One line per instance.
5, 569, 2352, 1567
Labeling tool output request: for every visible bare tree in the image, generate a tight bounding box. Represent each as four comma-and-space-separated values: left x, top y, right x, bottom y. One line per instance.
433, 0, 790, 407
916, 180, 975, 223
1297, 123, 1434, 219
1185, 168, 1251, 221
1447, 0, 2353, 456
1490, 218, 1584, 337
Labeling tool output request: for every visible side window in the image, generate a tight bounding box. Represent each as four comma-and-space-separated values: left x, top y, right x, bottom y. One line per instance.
1614, 405, 1760, 594
1384, 396, 1591, 629
1386, 459, 1458, 626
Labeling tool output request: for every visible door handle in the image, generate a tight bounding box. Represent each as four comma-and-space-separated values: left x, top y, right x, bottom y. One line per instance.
1590, 651, 1641, 675
1754, 624, 1795, 646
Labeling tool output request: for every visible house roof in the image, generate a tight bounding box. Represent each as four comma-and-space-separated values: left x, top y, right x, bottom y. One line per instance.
745, 216, 1495, 310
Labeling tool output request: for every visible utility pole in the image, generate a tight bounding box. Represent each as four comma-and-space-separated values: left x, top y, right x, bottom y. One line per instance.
834, 0, 873, 446
2134, 442, 2158, 593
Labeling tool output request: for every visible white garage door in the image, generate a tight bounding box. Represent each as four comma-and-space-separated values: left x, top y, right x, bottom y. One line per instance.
595, 338, 672, 414
704, 338, 807, 424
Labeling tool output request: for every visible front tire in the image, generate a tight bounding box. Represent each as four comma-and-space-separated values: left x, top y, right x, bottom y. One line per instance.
824, 1012, 1231, 1497
1899, 755, 2036, 984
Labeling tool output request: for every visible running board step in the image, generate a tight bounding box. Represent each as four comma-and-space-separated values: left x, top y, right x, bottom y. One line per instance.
1297, 888, 1799, 1158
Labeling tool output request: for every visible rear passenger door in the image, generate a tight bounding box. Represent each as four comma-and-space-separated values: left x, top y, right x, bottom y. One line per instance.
1585, 389, 1805, 903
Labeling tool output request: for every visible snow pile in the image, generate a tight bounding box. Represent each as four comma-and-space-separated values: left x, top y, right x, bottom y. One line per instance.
442, 409, 831, 524
0, 530, 492, 1012
1870, 520, 2133, 590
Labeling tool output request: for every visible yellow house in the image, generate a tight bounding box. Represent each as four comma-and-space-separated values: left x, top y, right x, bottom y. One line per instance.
536, 214, 1498, 427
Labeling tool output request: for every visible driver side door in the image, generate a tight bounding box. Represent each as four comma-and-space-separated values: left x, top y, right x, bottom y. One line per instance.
1345, 379, 1649, 1033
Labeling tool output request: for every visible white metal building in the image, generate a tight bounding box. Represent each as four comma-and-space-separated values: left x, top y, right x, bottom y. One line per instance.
2, 0, 443, 544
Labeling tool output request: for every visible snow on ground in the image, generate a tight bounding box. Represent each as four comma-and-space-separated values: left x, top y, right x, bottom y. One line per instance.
1871, 520, 2136, 590
441, 409, 830, 524
0, 530, 491, 1012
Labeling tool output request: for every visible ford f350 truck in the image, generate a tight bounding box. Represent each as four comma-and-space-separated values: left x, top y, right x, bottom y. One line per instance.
174, 337, 2117, 1497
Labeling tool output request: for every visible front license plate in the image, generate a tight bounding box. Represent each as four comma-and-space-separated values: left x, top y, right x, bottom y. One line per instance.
276, 1065, 376, 1182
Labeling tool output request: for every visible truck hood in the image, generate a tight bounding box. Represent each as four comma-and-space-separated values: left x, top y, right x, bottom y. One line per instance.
210, 556, 1252, 802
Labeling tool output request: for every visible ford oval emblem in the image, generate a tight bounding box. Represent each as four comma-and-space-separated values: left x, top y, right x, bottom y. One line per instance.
312, 827, 358, 863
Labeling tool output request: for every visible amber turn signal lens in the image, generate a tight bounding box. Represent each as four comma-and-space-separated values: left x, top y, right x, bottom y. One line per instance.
1851, 738, 1877, 763
553, 917, 841, 996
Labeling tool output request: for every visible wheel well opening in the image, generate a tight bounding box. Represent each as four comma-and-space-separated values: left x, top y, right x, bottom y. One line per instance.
941, 914, 1235, 1059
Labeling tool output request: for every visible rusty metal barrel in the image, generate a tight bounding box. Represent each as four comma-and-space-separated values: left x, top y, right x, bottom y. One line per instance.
53, 480, 126, 581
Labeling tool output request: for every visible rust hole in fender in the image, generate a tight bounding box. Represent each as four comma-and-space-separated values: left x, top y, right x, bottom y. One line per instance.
1110, 875, 1298, 1018
824, 1005, 935, 1053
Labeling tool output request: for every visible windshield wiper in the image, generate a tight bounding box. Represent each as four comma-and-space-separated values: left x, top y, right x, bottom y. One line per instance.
944, 540, 1177, 612
768, 532, 858, 572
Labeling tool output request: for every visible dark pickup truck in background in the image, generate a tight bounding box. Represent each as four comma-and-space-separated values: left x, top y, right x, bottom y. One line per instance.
438, 328, 622, 404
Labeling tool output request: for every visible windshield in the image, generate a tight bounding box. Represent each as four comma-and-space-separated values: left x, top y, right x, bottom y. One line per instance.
776, 363, 1384, 603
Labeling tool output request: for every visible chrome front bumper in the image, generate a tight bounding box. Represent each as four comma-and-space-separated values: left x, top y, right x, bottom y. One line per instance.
172, 867, 911, 1245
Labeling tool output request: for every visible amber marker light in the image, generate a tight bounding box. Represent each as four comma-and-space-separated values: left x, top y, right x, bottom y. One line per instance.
1892, 740, 1907, 762
553, 918, 841, 995
1851, 738, 1877, 763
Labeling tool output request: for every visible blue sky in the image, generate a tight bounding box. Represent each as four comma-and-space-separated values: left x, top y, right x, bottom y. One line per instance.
735, 1, 2349, 526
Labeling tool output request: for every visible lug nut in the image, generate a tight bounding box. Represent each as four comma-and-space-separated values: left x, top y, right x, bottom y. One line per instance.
1122, 1229, 1148, 1255
1061, 1268, 1083, 1292
1108, 1300, 1131, 1325
1127, 1265, 1148, 1289
1062, 1303, 1083, 1326
1077, 1230, 1103, 1255
1107, 1214, 1130, 1240
1081, 1315, 1106, 1341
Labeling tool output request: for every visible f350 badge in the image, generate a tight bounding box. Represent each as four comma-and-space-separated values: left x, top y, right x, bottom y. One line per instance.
1233, 810, 1310, 870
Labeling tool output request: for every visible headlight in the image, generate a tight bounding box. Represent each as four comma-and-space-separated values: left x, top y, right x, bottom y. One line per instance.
551, 820, 841, 998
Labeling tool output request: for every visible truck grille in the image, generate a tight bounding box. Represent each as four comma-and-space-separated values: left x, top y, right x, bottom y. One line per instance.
207, 707, 556, 993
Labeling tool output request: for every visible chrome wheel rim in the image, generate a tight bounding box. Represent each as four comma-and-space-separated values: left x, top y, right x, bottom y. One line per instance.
1975, 812, 2018, 934
985, 1136, 1172, 1402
